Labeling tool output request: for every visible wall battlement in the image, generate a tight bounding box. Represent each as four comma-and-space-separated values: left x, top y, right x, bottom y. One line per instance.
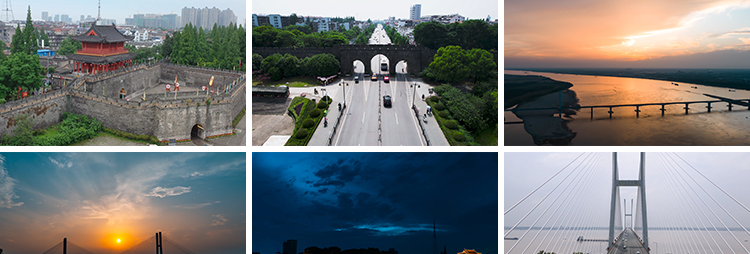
0, 63, 246, 142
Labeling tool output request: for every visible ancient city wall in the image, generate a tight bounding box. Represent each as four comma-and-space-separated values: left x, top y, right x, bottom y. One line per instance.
0, 63, 246, 142
160, 63, 245, 90
0, 89, 69, 137
82, 63, 162, 100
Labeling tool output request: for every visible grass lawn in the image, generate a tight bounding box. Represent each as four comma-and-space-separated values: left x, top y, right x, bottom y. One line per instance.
252, 76, 321, 87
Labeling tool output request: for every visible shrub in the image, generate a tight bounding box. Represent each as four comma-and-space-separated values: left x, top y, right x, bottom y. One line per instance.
433, 103, 444, 111
439, 111, 449, 118
453, 132, 465, 142
295, 129, 308, 139
310, 108, 321, 118
445, 120, 458, 130
303, 119, 316, 128
317, 100, 329, 109
429, 96, 441, 103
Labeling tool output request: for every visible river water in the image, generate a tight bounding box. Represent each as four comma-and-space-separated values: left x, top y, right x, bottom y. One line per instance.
505, 228, 750, 254
505, 70, 750, 145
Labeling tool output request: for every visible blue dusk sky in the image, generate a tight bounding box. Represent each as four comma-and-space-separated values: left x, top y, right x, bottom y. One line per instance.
252, 152, 499, 254
0, 152, 246, 254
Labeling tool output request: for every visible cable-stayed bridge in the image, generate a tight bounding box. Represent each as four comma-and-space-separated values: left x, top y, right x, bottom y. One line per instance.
505, 152, 750, 254
41, 232, 196, 254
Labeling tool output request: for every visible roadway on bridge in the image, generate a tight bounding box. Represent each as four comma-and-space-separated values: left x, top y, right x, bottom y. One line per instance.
333, 73, 424, 146
608, 229, 648, 254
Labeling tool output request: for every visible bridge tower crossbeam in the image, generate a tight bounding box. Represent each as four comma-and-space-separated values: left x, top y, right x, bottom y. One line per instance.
608, 152, 649, 251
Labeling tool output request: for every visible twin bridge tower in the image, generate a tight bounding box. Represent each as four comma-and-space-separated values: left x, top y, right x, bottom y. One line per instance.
609, 152, 649, 251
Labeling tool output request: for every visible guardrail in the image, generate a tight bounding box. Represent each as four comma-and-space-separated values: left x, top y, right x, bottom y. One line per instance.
412, 105, 431, 146
326, 104, 346, 146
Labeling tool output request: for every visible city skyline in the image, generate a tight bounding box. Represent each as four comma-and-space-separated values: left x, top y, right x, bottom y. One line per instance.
0, 153, 246, 254
252, 0, 498, 22
506, 0, 750, 68
253, 153, 498, 254
6, 0, 245, 26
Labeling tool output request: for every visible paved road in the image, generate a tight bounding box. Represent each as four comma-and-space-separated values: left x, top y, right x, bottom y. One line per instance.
381, 73, 424, 145
333, 72, 424, 146
334, 73, 381, 145
369, 24, 392, 45
608, 229, 648, 254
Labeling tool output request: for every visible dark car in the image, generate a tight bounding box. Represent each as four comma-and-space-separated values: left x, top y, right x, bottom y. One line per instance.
383, 95, 392, 107
384, 76, 389, 83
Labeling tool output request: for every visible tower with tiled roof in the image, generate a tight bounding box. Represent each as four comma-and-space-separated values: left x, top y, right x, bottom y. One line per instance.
67, 23, 136, 74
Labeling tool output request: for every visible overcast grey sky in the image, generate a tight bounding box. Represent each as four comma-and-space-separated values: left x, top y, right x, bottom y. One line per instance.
505, 152, 750, 229
11, 0, 246, 26
252, 0, 498, 21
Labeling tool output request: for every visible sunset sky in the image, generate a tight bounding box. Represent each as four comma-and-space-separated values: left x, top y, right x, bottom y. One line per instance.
253, 153, 498, 254
505, 0, 750, 68
0, 153, 246, 254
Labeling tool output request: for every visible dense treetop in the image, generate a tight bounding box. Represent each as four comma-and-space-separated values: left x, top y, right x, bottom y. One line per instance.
413, 20, 498, 51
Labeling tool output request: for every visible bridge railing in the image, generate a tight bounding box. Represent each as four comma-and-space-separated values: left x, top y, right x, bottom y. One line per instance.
506, 99, 750, 120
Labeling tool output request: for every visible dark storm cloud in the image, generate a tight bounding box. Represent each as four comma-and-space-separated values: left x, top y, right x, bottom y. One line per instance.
253, 153, 498, 254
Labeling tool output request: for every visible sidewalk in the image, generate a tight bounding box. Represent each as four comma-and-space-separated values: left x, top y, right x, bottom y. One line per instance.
412, 80, 450, 146
306, 79, 344, 146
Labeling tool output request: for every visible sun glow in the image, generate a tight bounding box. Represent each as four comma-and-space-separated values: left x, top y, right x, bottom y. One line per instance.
117, 239, 121, 243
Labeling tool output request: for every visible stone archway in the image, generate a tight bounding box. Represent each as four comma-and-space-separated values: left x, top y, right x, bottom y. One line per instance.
191, 124, 205, 139
370, 54, 390, 76
395, 60, 408, 74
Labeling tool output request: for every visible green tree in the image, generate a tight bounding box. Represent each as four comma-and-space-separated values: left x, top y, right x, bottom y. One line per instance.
414, 21, 450, 49
428, 46, 470, 83
10, 25, 22, 54
289, 13, 299, 25
57, 37, 82, 55
277, 53, 300, 78
1, 52, 44, 92
465, 48, 497, 82
275, 30, 298, 47
303, 53, 339, 77
0, 40, 7, 61
261, 53, 282, 73
252, 53, 263, 71
21, 6, 38, 55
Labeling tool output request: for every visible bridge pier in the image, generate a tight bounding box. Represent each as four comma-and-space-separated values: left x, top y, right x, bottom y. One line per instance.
635, 106, 641, 118
608, 107, 614, 119
660, 104, 666, 116
684, 103, 690, 114
728, 102, 733, 111
590, 107, 594, 120
706, 102, 712, 112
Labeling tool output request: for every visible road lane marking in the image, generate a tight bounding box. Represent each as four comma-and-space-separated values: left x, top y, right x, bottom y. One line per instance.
362, 112, 366, 124
395, 112, 399, 125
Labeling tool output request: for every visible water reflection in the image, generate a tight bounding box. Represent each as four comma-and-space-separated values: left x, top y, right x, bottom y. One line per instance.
512, 90, 581, 145
504, 70, 750, 146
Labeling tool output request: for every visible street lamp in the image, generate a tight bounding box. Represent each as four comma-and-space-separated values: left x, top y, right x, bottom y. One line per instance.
339, 82, 348, 108
411, 82, 420, 106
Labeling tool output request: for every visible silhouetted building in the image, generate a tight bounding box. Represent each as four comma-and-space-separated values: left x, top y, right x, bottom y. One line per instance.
457, 249, 481, 254
283, 239, 297, 254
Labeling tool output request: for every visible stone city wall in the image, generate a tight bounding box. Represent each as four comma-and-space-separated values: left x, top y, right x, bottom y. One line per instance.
0, 89, 69, 137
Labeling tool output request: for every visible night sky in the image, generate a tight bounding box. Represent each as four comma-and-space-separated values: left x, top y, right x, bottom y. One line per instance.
252, 153, 498, 254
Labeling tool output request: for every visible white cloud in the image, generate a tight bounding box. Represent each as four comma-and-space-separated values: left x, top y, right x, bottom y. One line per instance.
48, 157, 73, 168
0, 165, 23, 209
211, 214, 228, 226
184, 171, 205, 178
145, 186, 191, 198
175, 201, 221, 209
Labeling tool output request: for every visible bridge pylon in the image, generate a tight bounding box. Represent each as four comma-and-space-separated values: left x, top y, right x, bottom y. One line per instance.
608, 152, 649, 251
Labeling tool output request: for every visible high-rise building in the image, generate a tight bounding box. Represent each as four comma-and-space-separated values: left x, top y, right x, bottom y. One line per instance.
54, 14, 59, 22
410, 4, 421, 20
252, 14, 258, 27
42, 11, 48, 21
181, 7, 233, 30
80, 15, 84, 22
219, 8, 236, 26
282, 240, 297, 254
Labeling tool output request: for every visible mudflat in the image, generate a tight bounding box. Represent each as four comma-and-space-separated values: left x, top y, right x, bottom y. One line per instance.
505, 74, 573, 108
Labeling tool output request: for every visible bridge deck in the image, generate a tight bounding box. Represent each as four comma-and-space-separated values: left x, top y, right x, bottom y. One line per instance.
608, 229, 648, 254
